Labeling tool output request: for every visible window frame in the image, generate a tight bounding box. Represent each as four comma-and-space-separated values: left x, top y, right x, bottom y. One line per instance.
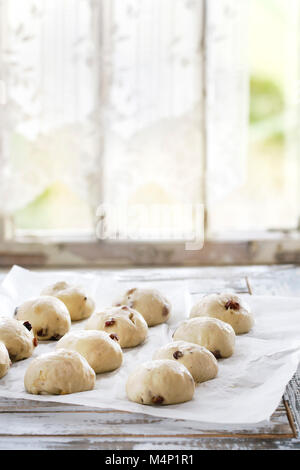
1, 221, 300, 266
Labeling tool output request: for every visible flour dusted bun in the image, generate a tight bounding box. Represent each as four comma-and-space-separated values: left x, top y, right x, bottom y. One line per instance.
153, 340, 218, 383
117, 288, 171, 327
41, 282, 95, 321
15, 296, 71, 341
190, 293, 254, 334
56, 330, 123, 374
126, 359, 195, 405
173, 317, 235, 359
85, 306, 148, 348
0, 341, 10, 378
0, 317, 37, 361
24, 349, 95, 395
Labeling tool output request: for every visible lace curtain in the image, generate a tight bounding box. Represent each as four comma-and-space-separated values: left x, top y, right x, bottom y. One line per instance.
0, 0, 248, 230
0, 0, 102, 215
205, 0, 249, 204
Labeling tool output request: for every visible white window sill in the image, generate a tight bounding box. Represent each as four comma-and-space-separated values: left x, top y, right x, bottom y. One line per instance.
0, 231, 300, 266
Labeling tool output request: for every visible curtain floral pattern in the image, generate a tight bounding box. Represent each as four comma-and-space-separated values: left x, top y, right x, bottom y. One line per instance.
0, 0, 205, 219
0, 0, 247, 234
0, 0, 102, 215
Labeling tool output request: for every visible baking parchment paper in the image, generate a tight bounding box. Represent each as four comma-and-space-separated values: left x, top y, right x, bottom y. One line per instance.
0, 265, 299, 424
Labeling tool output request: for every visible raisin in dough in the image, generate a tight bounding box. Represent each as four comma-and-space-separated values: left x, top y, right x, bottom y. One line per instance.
173, 317, 235, 359
117, 288, 171, 327
0, 317, 37, 361
15, 296, 71, 341
56, 330, 123, 373
24, 349, 95, 395
153, 340, 218, 383
0, 341, 10, 378
126, 359, 195, 405
41, 281, 95, 321
85, 306, 148, 348
190, 292, 254, 335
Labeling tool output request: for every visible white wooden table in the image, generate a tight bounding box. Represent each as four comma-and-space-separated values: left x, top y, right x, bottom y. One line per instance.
0, 265, 299, 450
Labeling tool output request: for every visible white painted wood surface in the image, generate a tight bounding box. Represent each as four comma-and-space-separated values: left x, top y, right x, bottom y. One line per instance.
0, 265, 299, 450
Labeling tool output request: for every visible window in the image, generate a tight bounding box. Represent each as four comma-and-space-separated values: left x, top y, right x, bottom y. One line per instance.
0, 0, 205, 240
0, 0, 299, 265
208, 0, 300, 235
0, 0, 97, 234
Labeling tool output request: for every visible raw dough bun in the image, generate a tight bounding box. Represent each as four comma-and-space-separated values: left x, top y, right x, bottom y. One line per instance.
24, 349, 95, 395
190, 292, 254, 334
0, 317, 36, 361
153, 340, 218, 383
56, 330, 123, 373
173, 317, 235, 359
126, 359, 195, 405
85, 306, 148, 348
117, 288, 171, 326
41, 281, 95, 321
0, 341, 10, 378
15, 296, 71, 341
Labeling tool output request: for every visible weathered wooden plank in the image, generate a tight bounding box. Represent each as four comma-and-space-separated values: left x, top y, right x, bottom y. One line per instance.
2, 235, 300, 266
0, 394, 286, 414
111, 265, 296, 282
0, 399, 292, 437
285, 376, 300, 437
0, 264, 291, 282
247, 266, 300, 297
0, 436, 298, 450
0, 407, 293, 437
248, 266, 300, 439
